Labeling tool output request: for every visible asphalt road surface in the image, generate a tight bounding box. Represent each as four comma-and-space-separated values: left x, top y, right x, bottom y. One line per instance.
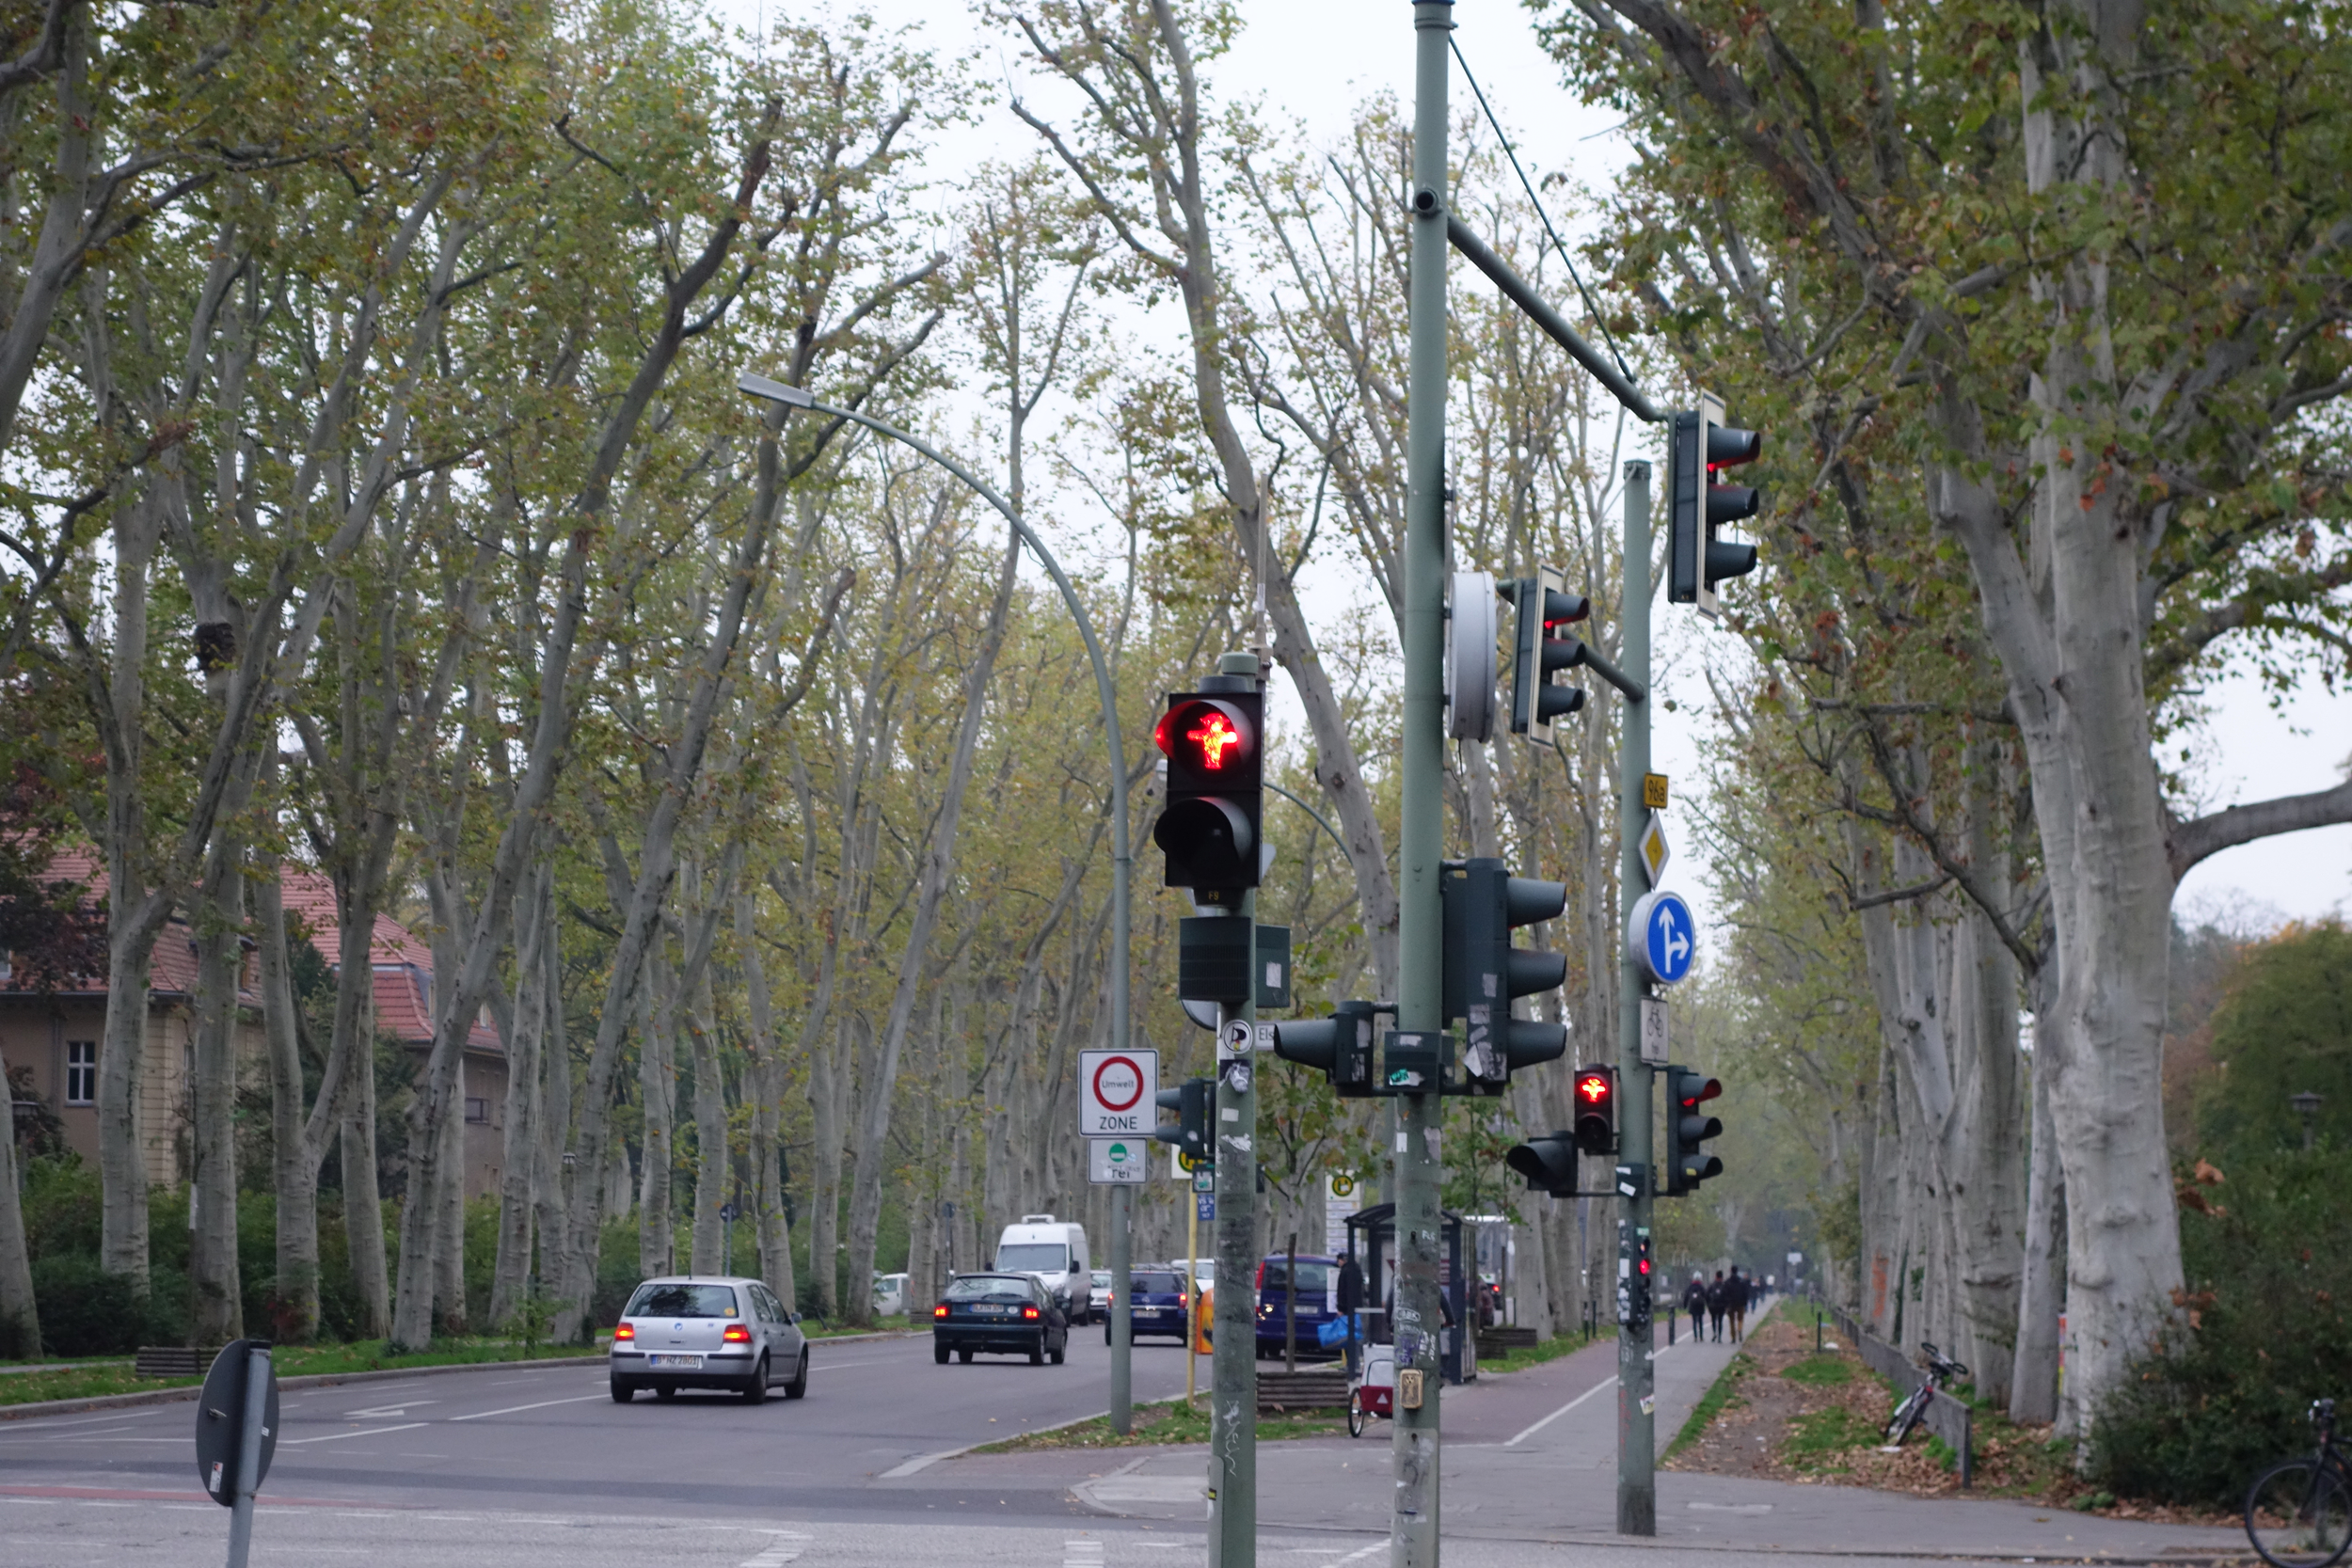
0, 1329, 1239, 1563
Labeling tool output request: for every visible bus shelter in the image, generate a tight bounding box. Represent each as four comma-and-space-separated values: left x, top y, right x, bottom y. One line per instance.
1343, 1202, 1473, 1385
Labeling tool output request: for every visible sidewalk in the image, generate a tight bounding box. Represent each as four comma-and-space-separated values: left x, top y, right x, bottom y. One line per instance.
929, 1322, 2249, 1560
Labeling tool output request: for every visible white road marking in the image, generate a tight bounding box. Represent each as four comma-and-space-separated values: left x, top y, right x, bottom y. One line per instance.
1333, 1544, 1386, 1565
277, 1422, 430, 1446
0, 1409, 159, 1430
735, 1528, 811, 1567
1065, 1536, 1106, 1568
446, 1394, 609, 1422
1502, 1373, 1618, 1448
343, 1402, 436, 1418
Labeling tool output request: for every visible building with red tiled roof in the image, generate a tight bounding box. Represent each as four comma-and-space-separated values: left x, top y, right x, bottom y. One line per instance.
0, 853, 508, 1200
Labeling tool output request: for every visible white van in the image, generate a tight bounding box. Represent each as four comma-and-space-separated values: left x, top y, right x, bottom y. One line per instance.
993, 1215, 1091, 1321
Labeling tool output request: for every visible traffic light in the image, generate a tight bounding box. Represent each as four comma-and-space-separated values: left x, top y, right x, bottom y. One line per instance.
1504, 1132, 1579, 1196
1509, 567, 1591, 742
1668, 390, 1762, 620
1441, 857, 1569, 1091
1152, 689, 1263, 895
1152, 1076, 1213, 1166
1663, 1064, 1724, 1195
1571, 1065, 1617, 1155
1271, 1000, 1378, 1098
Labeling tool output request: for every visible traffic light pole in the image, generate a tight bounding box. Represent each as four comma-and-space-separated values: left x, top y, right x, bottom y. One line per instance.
1615, 461, 1656, 1536
1210, 909, 1257, 1568
1394, 5, 1451, 1565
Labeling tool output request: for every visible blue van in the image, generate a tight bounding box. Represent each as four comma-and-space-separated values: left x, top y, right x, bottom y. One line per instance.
1254, 1253, 1343, 1360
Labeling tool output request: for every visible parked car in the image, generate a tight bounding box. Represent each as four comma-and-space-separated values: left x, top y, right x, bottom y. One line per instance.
1254, 1253, 1342, 1361
993, 1214, 1089, 1320
1105, 1267, 1192, 1343
610, 1275, 807, 1403
872, 1272, 910, 1320
931, 1272, 1069, 1366
1087, 1269, 1113, 1324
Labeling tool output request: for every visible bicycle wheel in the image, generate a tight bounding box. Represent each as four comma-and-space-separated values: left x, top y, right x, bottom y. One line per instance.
1346, 1388, 1367, 1439
1885, 1388, 1927, 1446
2247, 1460, 2352, 1568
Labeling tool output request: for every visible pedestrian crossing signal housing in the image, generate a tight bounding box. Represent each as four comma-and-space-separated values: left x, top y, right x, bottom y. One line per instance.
1668, 390, 1762, 621
1571, 1065, 1617, 1155
1509, 567, 1591, 743
1663, 1063, 1724, 1196
1441, 857, 1569, 1092
1504, 1132, 1579, 1196
1151, 1077, 1214, 1165
1152, 690, 1263, 895
1271, 1000, 1378, 1098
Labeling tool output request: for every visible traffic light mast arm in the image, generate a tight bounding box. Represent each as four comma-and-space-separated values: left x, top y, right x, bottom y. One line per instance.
1570, 640, 1647, 705
1445, 217, 1662, 425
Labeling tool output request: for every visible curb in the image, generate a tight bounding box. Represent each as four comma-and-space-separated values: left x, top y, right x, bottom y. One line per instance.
0, 1353, 609, 1423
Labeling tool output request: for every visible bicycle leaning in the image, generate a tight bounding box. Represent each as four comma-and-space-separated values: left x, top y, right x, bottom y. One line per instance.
1883, 1341, 1970, 1446
2246, 1398, 2351, 1568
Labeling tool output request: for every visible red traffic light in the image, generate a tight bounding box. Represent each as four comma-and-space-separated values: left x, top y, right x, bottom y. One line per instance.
1154, 698, 1255, 775
1676, 1074, 1723, 1110
1571, 1064, 1617, 1156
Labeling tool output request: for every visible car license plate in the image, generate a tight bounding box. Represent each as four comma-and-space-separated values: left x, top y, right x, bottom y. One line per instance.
973, 1305, 1008, 1315
647, 1354, 703, 1369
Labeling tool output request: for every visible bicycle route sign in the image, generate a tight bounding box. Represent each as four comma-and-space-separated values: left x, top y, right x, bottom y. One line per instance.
1078, 1048, 1158, 1138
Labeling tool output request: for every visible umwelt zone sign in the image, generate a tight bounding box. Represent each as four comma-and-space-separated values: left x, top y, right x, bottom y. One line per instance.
1078, 1049, 1158, 1139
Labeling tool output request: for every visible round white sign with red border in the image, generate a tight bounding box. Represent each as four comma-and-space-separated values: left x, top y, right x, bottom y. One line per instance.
1078, 1048, 1158, 1139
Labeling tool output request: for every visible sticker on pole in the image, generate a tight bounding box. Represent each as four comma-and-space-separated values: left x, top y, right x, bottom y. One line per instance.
1089, 1138, 1147, 1184
1627, 889, 1697, 985
1078, 1049, 1158, 1138
1218, 1017, 1253, 1060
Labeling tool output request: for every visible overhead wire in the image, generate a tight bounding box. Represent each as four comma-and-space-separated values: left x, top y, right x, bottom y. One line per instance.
1449, 37, 1636, 388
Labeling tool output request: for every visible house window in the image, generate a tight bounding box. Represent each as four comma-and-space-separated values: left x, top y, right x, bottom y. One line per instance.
465, 1097, 489, 1124
66, 1041, 97, 1105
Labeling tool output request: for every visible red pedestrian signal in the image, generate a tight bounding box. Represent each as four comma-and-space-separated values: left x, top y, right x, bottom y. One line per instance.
1572, 1065, 1617, 1155
1153, 689, 1263, 895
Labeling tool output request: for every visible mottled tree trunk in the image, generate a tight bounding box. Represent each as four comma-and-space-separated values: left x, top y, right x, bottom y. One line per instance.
189, 813, 252, 1346
488, 867, 550, 1328
260, 867, 320, 1340
2010, 1037, 2066, 1423
638, 946, 676, 1278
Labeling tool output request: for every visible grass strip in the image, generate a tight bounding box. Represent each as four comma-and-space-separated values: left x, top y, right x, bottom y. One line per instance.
0, 1338, 605, 1410
977, 1395, 1348, 1452
1477, 1329, 1611, 1374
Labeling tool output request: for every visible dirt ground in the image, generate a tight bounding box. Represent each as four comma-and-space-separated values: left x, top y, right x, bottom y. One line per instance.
1661, 1309, 2218, 1518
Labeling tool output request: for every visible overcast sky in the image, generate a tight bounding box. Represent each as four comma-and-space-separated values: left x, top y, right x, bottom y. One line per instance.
725, 0, 2352, 936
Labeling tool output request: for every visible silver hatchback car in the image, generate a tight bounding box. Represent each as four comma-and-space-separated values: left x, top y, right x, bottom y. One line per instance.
610, 1275, 808, 1403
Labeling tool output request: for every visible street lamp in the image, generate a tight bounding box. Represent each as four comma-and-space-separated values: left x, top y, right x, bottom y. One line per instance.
737, 370, 1135, 1431
2291, 1090, 2323, 1152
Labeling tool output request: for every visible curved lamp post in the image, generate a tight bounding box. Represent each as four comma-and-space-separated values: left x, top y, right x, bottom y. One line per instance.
738, 371, 1135, 1429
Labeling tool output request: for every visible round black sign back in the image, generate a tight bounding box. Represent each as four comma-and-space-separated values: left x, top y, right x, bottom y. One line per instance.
194, 1340, 279, 1507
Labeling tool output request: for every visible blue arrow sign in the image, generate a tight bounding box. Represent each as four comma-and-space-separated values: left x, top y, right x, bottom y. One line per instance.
1628, 890, 1697, 985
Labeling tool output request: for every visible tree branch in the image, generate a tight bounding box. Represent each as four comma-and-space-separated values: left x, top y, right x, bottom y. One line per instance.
2168, 776, 2352, 880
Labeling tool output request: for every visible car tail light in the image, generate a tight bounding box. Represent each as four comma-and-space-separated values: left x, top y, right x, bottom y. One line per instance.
933, 1304, 949, 1319
612, 1323, 635, 1341
723, 1323, 752, 1343
1021, 1305, 1040, 1321
1177, 1292, 1187, 1308
1254, 1261, 1265, 1290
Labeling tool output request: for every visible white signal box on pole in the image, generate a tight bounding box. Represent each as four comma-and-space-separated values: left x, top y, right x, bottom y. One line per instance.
1078, 1048, 1158, 1139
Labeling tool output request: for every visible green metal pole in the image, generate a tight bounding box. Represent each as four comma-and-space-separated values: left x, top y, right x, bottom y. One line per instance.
1394, 5, 1452, 1565
1615, 460, 1656, 1535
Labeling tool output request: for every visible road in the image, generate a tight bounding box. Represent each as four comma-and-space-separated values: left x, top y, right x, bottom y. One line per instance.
0, 1308, 2237, 1566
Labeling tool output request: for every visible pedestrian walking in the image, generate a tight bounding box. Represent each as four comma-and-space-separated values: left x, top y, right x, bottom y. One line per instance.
1681, 1274, 1707, 1342
1706, 1270, 1728, 1341
1337, 1249, 1365, 1378
1727, 1266, 1750, 1341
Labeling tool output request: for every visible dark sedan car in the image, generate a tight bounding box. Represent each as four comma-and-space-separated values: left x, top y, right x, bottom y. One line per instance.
1104, 1267, 1192, 1343
932, 1272, 1069, 1365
